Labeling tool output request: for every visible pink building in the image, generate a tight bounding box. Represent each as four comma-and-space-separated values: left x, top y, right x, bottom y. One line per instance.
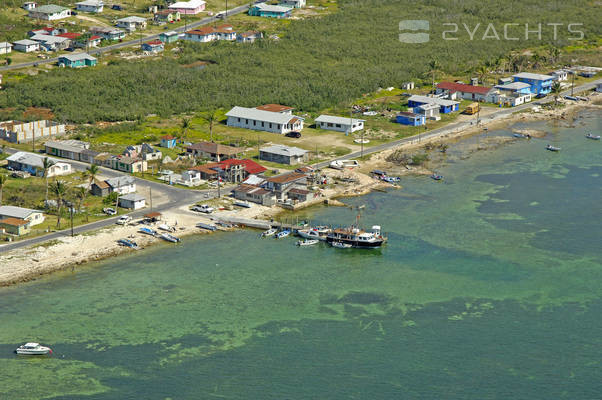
168, 0, 205, 15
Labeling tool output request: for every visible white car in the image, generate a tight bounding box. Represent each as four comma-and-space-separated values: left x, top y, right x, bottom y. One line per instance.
191, 205, 214, 214
103, 207, 117, 216
116, 215, 132, 225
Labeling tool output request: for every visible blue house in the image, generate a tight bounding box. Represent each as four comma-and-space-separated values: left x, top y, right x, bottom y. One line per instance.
407, 95, 459, 114
160, 135, 177, 149
248, 3, 292, 18
141, 40, 164, 53
512, 72, 554, 95
396, 112, 425, 126
58, 53, 97, 68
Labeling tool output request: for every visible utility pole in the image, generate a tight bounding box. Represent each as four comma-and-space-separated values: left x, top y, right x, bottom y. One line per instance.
216, 167, 221, 198
571, 70, 575, 96
149, 187, 153, 212
70, 206, 74, 237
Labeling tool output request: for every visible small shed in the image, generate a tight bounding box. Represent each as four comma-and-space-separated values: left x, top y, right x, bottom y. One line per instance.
143, 212, 162, 222
160, 135, 177, 149
91, 179, 110, 197
396, 112, 425, 126
0, 218, 31, 236
118, 193, 146, 210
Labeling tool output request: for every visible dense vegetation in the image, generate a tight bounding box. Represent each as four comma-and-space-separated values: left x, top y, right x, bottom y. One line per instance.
1, 0, 600, 123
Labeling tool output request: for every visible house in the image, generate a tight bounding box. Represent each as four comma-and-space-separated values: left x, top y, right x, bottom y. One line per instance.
407, 95, 459, 114
111, 156, 148, 173
0, 120, 65, 143
93, 152, 115, 168
28, 5, 71, 20
494, 81, 532, 95
180, 169, 202, 186
401, 81, 415, 90
141, 40, 164, 52
0, 42, 12, 55
80, 149, 101, 164
551, 70, 569, 82
280, 0, 305, 8
90, 179, 110, 197
259, 144, 308, 165
22, 2, 38, 11
265, 172, 308, 200
189, 158, 265, 182
7, 152, 72, 177
105, 176, 136, 195
512, 72, 555, 95
232, 184, 276, 206
185, 142, 242, 161
75, 34, 102, 48
89, 26, 126, 41
215, 25, 236, 41
140, 143, 162, 160
315, 115, 365, 134
168, 0, 205, 14
58, 53, 97, 68
118, 193, 146, 210
396, 111, 425, 126
13, 39, 40, 53
30, 34, 71, 51
155, 10, 181, 23
436, 81, 498, 102
0, 218, 31, 236
116, 16, 147, 32
493, 93, 532, 107
160, 135, 177, 148
0, 205, 45, 226
28, 27, 63, 37
248, 3, 292, 18
414, 103, 440, 121
75, 0, 104, 13
183, 25, 236, 43
159, 31, 180, 44
236, 31, 262, 43
225, 106, 303, 134
45, 140, 90, 160
57, 32, 82, 41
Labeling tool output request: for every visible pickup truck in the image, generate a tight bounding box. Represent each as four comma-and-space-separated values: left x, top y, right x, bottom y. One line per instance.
191, 205, 214, 214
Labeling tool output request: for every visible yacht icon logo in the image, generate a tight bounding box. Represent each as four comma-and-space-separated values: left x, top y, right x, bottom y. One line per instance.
399, 20, 430, 43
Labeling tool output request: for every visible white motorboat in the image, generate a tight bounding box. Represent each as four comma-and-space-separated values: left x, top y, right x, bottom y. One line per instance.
262, 228, 277, 237
158, 223, 175, 232
546, 144, 561, 152
297, 239, 319, 246
330, 160, 360, 170
16, 343, 52, 355
275, 230, 291, 239
585, 133, 600, 140
197, 222, 217, 231
233, 200, 251, 208
331, 241, 352, 249
139, 227, 158, 237
297, 226, 330, 241
159, 233, 180, 243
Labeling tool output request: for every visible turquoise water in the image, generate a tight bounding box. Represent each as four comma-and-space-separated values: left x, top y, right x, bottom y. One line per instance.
0, 110, 600, 399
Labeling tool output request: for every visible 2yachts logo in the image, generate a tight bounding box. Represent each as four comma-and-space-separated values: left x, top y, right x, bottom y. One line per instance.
399, 20, 430, 43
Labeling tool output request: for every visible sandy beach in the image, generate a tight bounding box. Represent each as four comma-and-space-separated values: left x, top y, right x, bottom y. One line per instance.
1, 94, 600, 286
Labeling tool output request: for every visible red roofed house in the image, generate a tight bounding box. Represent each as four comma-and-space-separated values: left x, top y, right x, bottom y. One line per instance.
0, 217, 31, 236
436, 81, 498, 102
57, 32, 82, 40
189, 158, 266, 183
141, 39, 164, 53
160, 135, 177, 149
183, 24, 236, 43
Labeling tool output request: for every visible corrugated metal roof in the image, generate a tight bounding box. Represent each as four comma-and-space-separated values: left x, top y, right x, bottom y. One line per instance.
226, 106, 299, 125
0, 206, 42, 219
260, 144, 307, 157
105, 175, 135, 188
315, 115, 365, 125
513, 72, 554, 81
408, 95, 459, 107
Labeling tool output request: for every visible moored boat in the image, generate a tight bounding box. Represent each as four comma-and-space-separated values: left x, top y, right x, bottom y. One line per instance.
117, 238, 139, 249
158, 223, 175, 232
261, 228, 277, 237
297, 239, 319, 246
196, 222, 217, 231
15, 343, 52, 355
139, 227, 158, 237
275, 230, 291, 239
585, 133, 600, 140
331, 241, 352, 249
160, 233, 180, 243
431, 174, 443, 181
546, 144, 561, 152
297, 226, 330, 241
326, 225, 386, 249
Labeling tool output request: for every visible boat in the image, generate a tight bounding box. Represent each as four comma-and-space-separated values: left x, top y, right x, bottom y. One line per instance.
331, 241, 352, 249
297, 226, 330, 241
216, 221, 233, 229
330, 159, 360, 170
261, 228, 277, 237
585, 133, 600, 140
431, 174, 443, 181
275, 230, 291, 239
382, 176, 400, 183
159, 233, 180, 243
139, 227, 157, 237
196, 222, 217, 231
117, 238, 139, 249
15, 343, 52, 355
158, 223, 175, 232
513, 133, 527, 138
296, 239, 319, 246
326, 222, 386, 249
233, 200, 251, 208
546, 144, 561, 152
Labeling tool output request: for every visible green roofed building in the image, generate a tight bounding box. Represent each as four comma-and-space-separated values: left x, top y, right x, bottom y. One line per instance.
28, 5, 71, 20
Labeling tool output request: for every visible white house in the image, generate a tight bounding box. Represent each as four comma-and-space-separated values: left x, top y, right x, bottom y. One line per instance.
551, 70, 569, 82
6, 152, 72, 177
279, 0, 305, 8
259, 145, 308, 165
0, 206, 45, 227
75, 0, 104, 13
30, 34, 70, 51
436, 81, 498, 102
314, 115, 364, 133
0, 42, 12, 55
168, 0, 205, 14
236, 31, 262, 43
118, 194, 146, 210
225, 106, 303, 134
414, 103, 440, 120
28, 4, 71, 20
116, 16, 147, 32
105, 176, 136, 195
12, 39, 40, 52
22, 2, 37, 10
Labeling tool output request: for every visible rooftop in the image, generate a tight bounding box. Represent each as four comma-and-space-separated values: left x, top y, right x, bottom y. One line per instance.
408, 95, 459, 107
495, 82, 531, 91
256, 104, 293, 113
32, 5, 69, 14
186, 141, 241, 155
105, 175, 135, 188
116, 16, 147, 23
436, 81, 494, 95
0, 205, 42, 219
45, 139, 90, 152
120, 193, 145, 202
0, 217, 30, 227
7, 151, 59, 168
266, 172, 307, 184
513, 72, 555, 81
13, 39, 39, 46
169, 0, 205, 8
260, 144, 308, 157
59, 52, 97, 62
315, 115, 365, 125
252, 3, 291, 12
30, 34, 70, 44
226, 106, 299, 125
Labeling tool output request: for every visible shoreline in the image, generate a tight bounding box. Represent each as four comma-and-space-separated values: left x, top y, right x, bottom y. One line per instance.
1, 96, 600, 287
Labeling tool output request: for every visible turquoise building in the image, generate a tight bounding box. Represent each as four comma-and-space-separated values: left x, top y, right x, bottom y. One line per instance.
512, 72, 554, 95
248, 3, 292, 18
58, 53, 97, 68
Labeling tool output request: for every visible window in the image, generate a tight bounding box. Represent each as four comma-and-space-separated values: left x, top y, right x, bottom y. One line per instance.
336, 124, 341, 128
237, 117, 240, 122
328, 123, 333, 127
261, 121, 264, 127
245, 119, 249, 124
269, 123, 272, 128
253, 120, 256, 126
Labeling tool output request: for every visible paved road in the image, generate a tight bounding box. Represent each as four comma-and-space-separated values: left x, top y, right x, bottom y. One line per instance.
0, 3, 251, 72
313, 79, 602, 169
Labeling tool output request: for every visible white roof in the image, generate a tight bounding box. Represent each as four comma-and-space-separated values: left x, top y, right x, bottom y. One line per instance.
76, 0, 103, 6
30, 34, 69, 44
417, 103, 439, 110
59, 53, 97, 62
0, 42, 13, 48
513, 72, 554, 81
162, 30, 178, 36
315, 115, 364, 125
106, 175, 135, 188
116, 16, 147, 23
7, 151, 59, 168
225, 106, 299, 125
120, 193, 145, 201
260, 144, 307, 157
169, 0, 205, 9
495, 82, 531, 91
242, 174, 266, 186
13, 39, 39, 46
0, 206, 42, 219
253, 3, 290, 12
408, 95, 459, 107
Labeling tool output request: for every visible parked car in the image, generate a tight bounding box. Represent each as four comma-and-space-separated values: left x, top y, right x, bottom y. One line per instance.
191, 205, 214, 214
285, 131, 302, 138
103, 207, 117, 216
111, 4, 122, 10
116, 215, 132, 225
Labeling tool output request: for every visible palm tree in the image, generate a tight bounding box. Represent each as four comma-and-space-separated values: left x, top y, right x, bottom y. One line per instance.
42, 157, 55, 206
428, 59, 440, 91
74, 186, 87, 220
50, 180, 67, 229
84, 164, 99, 193
551, 82, 562, 105
181, 117, 191, 142
0, 174, 7, 206
477, 65, 489, 85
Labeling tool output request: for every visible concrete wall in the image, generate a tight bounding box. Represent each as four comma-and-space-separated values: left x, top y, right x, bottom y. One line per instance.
0, 120, 65, 143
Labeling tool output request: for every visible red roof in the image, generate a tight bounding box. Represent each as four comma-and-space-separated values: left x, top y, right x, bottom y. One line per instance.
436, 81, 493, 95
218, 158, 266, 175
186, 27, 216, 36
42, 27, 54, 33
256, 104, 293, 113
146, 39, 163, 45
89, 35, 102, 40
0, 218, 29, 227
57, 32, 81, 39
161, 135, 176, 140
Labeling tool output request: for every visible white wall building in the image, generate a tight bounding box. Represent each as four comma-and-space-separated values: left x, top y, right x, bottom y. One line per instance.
75, 0, 104, 13
116, 16, 147, 32
13, 39, 40, 52
0, 206, 45, 227
225, 106, 303, 134
0, 42, 12, 54
28, 4, 71, 20
314, 115, 364, 133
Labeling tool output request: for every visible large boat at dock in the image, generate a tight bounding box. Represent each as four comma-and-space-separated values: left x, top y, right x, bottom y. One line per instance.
297, 226, 331, 241
326, 224, 386, 249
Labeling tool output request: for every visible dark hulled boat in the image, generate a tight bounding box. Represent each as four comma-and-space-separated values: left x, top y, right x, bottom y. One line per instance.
326, 225, 386, 249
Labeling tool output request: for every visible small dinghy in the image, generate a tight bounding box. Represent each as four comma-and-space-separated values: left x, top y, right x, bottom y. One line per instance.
216, 221, 233, 229
139, 227, 158, 237
16, 343, 52, 355
585, 133, 600, 140
262, 228, 277, 237
196, 222, 217, 231
431, 174, 443, 181
160, 233, 180, 243
546, 144, 561, 152
233, 200, 251, 208
158, 223, 175, 232
117, 238, 139, 249
275, 230, 291, 239
513, 133, 527, 138
296, 239, 319, 246
331, 241, 352, 249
